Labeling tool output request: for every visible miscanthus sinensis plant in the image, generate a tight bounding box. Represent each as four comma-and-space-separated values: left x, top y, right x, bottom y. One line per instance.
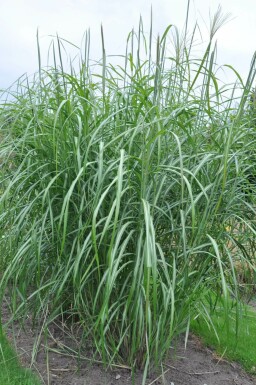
0, 6, 256, 379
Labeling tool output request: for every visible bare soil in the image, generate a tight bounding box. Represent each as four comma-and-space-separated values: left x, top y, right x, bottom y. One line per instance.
2, 299, 256, 385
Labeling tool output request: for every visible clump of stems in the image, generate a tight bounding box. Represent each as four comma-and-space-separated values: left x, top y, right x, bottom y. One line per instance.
0, 6, 256, 381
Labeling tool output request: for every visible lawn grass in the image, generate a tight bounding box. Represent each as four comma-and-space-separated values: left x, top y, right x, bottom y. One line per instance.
192, 298, 256, 373
0, 328, 40, 385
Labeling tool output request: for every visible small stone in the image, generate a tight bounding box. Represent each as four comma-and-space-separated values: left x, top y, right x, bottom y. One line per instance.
115, 374, 121, 380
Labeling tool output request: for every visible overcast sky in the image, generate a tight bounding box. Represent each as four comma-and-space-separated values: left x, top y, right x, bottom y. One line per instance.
0, 0, 256, 91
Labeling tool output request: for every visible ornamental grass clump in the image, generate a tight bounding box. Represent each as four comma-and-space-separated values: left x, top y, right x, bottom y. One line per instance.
0, 7, 256, 379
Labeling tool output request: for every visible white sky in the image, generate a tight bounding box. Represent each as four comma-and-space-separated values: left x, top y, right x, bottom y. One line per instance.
0, 0, 256, 90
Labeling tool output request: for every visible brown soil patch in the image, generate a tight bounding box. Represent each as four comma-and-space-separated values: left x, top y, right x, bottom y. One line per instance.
1, 299, 256, 385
